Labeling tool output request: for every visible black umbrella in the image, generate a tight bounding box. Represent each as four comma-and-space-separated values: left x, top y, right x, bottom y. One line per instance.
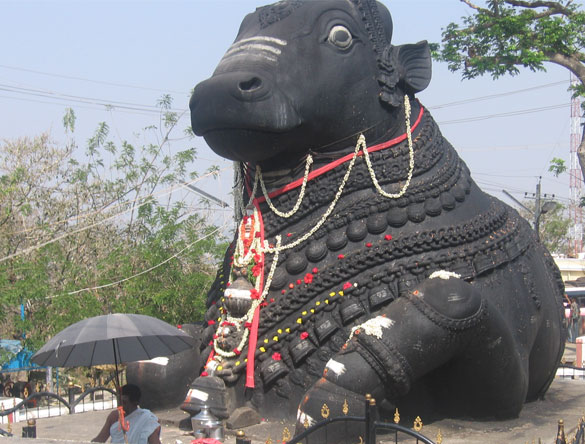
31, 313, 196, 390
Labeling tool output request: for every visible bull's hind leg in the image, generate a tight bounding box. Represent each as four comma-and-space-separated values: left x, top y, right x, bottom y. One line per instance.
296, 274, 528, 436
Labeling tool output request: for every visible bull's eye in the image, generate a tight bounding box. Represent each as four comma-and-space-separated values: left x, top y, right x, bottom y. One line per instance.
328, 25, 352, 49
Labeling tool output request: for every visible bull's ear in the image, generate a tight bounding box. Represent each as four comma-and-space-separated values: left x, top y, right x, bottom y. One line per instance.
396, 41, 432, 94
377, 41, 431, 108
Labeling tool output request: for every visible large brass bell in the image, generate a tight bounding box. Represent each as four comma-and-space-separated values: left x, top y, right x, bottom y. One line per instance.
224, 267, 254, 317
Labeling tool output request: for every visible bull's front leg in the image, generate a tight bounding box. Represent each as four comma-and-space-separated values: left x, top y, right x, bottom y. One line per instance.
296, 273, 527, 437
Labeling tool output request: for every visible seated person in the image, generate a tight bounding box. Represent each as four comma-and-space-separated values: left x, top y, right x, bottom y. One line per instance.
92, 384, 161, 444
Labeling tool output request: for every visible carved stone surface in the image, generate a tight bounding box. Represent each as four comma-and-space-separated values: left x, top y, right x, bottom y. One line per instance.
184, 0, 566, 441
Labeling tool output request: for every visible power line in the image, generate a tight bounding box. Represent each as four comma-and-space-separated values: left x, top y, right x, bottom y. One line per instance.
474, 172, 543, 179
0, 167, 233, 262
438, 103, 569, 125
428, 80, 568, 109
0, 83, 187, 114
0, 64, 187, 95
0, 93, 166, 117
45, 221, 230, 300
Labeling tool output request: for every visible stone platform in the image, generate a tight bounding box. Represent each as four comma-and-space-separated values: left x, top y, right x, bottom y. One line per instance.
2, 344, 584, 443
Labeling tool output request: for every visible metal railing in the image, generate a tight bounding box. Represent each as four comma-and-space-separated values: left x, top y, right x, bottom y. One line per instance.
557, 417, 585, 444
244, 395, 439, 444
557, 363, 585, 380
0, 385, 116, 421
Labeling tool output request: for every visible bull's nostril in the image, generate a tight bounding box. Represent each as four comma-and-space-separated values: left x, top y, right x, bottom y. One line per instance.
238, 77, 262, 92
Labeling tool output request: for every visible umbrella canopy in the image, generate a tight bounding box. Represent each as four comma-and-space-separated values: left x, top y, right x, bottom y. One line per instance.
31, 313, 196, 368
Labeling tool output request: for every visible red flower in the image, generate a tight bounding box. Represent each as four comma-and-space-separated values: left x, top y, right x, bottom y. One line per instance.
385, 234, 393, 241
343, 282, 352, 290
245, 322, 252, 329
304, 273, 314, 284
281, 290, 286, 295
250, 289, 260, 300
255, 232, 261, 238
296, 279, 302, 285
233, 349, 241, 355
226, 282, 231, 287
287, 232, 292, 237
365, 242, 372, 248
201, 371, 209, 377
289, 283, 294, 289
243, 216, 249, 224
213, 335, 218, 339
177, 324, 182, 329
272, 352, 282, 361
338, 254, 345, 259
254, 253, 261, 263
312, 267, 319, 274
260, 302, 268, 307
207, 320, 216, 325
252, 263, 263, 277
300, 332, 309, 340
222, 321, 234, 327
270, 298, 275, 303
208, 340, 213, 346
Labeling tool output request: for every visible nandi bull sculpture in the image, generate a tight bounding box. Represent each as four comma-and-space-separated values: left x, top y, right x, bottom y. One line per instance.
182, 0, 565, 434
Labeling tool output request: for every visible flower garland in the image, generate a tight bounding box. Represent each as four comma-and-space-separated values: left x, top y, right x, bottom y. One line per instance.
209, 95, 415, 369
232, 213, 263, 270
212, 219, 282, 359
263, 134, 362, 254
258, 154, 313, 218
363, 95, 414, 198
259, 95, 414, 254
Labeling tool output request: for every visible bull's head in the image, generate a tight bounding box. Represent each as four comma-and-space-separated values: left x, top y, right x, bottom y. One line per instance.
191, 0, 431, 168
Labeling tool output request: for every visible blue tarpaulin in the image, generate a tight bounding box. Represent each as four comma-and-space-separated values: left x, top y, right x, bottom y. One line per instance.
0, 340, 43, 372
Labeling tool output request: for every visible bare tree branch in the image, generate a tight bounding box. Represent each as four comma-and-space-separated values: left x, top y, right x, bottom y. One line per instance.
460, 0, 494, 14
504, 0, 574, 15
448, 3, 567, 38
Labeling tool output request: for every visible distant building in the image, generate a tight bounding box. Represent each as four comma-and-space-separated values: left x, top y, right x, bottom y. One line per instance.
555, 256, 585, 283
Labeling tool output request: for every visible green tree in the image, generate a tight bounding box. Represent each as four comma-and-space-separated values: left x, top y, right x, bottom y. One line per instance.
518, 200, 572, 253
549, 157, 568, 177
0, 98, 228, 349
433, 0, 585, 177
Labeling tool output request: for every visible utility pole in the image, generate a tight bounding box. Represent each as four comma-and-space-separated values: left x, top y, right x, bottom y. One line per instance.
534, 177, 542, 240
569, 73, 583, 256
504, 177, 556, 242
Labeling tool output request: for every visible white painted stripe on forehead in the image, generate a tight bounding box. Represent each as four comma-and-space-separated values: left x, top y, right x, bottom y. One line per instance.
236, 36, 287, 46
225, 43, 283, 57
220, 52, 278, 65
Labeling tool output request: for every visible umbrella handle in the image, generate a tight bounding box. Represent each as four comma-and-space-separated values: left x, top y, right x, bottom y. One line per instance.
118, 406, 129, 432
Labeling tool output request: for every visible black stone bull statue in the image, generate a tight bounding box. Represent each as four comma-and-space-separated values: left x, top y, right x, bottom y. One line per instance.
135, 0, 567, 434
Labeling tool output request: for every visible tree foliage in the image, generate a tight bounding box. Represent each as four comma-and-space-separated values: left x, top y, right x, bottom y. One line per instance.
518, 200, 572, 253
433, 0, 585, 176
0, 98, 228, 350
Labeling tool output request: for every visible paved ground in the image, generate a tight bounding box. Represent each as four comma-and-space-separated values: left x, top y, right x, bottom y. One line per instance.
1, 343, 583, 443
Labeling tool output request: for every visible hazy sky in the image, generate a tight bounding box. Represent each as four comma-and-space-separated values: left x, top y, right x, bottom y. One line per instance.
1, 0, 577, 213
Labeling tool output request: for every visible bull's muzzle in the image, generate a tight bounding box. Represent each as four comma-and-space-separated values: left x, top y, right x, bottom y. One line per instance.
190, 71, 300, 136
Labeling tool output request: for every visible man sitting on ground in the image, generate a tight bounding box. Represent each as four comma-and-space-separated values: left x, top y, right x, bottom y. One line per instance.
92, 384, 161, 444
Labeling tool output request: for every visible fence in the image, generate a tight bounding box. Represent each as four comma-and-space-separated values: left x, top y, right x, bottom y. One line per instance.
557, 417, 585, 444
233, 394, 440, 444
0, 385, 117, 436
557, 363, 585, 380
